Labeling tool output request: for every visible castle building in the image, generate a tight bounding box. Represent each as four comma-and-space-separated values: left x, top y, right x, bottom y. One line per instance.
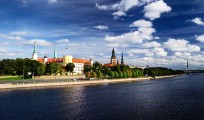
33, 41, 93, 75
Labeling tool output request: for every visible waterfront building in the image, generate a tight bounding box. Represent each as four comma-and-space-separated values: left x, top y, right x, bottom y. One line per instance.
32, 41, 93, 75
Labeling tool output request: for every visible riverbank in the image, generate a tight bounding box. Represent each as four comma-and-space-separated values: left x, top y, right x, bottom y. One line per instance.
0, 75, 180, 90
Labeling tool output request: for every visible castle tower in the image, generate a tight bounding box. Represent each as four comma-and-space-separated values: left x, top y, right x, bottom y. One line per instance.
32, 40, 38, 60
111, 48, 117, 65
54, 47, 57, 58
43, 55, 48, 64
121, 51, 124, 65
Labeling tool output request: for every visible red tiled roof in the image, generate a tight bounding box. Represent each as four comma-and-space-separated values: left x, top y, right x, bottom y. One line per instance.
47, 58, 63, 63
38, 58, 43, 63
72, 58, 90, 63
104, 63, 113, 67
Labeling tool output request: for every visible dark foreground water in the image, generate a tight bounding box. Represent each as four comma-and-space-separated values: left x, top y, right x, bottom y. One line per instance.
1, 74, 204, 120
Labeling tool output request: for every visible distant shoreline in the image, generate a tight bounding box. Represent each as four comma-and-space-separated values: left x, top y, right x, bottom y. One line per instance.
0, 75, 180, 90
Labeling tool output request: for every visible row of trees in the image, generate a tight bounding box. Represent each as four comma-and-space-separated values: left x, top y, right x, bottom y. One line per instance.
84, 62, 184, 79
144, 67, 184, 77
84, 62, 144, 79
0, 59, 75, 78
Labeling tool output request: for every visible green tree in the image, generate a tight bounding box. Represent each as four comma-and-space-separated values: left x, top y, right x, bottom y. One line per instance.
83, 64, 92, 74
91, 72, 97, 78
65, 62, 75, 75
111, 65, 120, 72
96, 71, 103, 79
85, 72, 91, 78
114, 71, 119, 78
46, 62, 61, 75
118, 71, 123, 78
110, 71, 115, 78
123, 71, 127, 78
92, 61, 102, 72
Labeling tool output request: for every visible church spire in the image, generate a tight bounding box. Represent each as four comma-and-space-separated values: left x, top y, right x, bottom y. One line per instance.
111, 48, 117, 65
32, 39, 38, 60
54, 47, 57, 58
33, 40, 37, 53
121, 51, 124, 65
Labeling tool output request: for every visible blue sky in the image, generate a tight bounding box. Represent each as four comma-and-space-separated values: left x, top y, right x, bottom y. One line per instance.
1, 0, 204, 69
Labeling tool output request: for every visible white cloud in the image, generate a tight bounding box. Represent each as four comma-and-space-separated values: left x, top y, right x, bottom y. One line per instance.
144, 0, 172, 20
127, 49, 150, 54
96, 0, 156, 19
153, 47, 167, 57
112, 11, 126, 19
0, 34, 23, 41
55, 39, 69, 44
191, 17, 204, 25
174, 52, 191, 59
48, 0, 58, 4
10, 31, 26, 36
23, 39, 53, 46
95, 4, 109, 10
130, 19, 152, 28
196, 35, 204, 42
164, 38, 200, 52
0, 49, 6, 54
94, 25, 109, 30
105, 27, 155, 44
105, 19, 155, 46
142, 41, 161, 48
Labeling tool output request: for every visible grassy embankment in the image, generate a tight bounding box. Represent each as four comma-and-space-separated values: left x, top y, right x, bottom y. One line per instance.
0, 76, 23, 81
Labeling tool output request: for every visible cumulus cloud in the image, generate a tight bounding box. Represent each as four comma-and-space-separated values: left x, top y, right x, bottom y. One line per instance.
96, 0, 156, 19
191, 17, 204, 25
55, 39, 69, 44
174, 52, 191, 59
112, 11, 126, 19
164, 38, 200, 52
153, 47, 167, 57
48, 0, 58, 4
10, 31, 26, 36
94, 25, 109, 30
23, 39, 53, 46
105, 19, 155, 47
144, 0, 172, 20
128, 49, 150, 55
130, 19, 153, 28
196, 35, 204, 42
142, 41, 161, 48
105, 27, 155, 44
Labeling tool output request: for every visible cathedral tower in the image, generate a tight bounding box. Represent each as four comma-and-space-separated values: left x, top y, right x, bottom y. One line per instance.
111, 48, 117, 65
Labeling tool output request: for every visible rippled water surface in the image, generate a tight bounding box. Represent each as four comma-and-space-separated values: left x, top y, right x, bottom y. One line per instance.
1, 74, 204, 120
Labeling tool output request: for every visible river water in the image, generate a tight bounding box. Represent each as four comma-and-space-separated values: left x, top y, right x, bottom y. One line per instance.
1, 74, 204, 120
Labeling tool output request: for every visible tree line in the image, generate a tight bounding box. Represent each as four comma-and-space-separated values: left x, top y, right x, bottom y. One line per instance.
84, 62, 184, 79
0, 59, 75, 78
0, 59, 184, 79
84, 62, 144, 79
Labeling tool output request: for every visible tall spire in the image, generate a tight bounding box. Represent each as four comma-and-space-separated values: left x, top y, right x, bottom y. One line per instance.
121, 51, 124, 65
111, 48, 116, 59
54, 47, 57, 58
33, 40, 37, 53
111, 48, 117, 65
32, 38, 38, 60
